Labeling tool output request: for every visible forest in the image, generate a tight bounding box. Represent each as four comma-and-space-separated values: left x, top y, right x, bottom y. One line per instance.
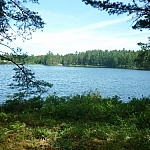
1, 49, 150, 70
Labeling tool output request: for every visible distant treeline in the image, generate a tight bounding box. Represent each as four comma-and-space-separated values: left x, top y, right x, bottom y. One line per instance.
1, 49, 150, 69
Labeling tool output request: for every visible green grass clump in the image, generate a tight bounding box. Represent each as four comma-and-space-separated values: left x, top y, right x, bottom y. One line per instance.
0, 92, 150, 149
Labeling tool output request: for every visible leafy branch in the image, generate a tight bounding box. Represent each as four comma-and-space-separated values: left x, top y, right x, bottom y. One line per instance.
0, 43, 53, 98
82, 0, 150, 30
0, 0, 53, 99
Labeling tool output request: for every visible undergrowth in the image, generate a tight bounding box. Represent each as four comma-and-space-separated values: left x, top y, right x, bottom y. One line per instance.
0, 92, 150, 149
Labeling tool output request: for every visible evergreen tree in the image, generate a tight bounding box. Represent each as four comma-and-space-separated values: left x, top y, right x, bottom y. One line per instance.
82, 0, 150, 30
0, 0, 52, 98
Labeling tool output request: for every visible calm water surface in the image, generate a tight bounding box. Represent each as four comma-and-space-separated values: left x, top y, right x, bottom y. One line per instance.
0, 65, 150, 103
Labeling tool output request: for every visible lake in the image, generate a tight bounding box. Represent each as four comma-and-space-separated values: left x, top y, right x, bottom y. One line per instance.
0, 65, 150, 103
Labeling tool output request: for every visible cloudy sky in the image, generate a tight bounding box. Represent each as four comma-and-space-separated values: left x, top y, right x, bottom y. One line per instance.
4, 0, 150, 55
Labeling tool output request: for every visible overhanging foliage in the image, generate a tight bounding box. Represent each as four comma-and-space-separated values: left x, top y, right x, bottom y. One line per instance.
82, 0, 150, 30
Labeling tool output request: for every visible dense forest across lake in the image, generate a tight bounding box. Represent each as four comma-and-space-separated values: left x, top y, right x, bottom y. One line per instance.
1, 49, 150, 69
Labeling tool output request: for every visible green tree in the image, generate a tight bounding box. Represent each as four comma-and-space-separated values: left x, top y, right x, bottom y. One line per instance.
135, 38, 150, 69
0, 0, 52, 98
0, 0, 44, 42
82, 0, 150, 30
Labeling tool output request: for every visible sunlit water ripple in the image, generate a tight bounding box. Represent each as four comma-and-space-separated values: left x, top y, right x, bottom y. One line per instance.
0, 65, 150, 103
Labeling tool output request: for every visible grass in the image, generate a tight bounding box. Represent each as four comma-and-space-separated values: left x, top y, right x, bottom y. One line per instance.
0, 92, 150, 149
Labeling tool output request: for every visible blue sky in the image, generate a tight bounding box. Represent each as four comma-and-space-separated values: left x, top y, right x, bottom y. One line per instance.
4, 0, 150, 55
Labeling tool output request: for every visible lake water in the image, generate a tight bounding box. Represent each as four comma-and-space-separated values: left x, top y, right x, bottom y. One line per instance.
0, 65, 150, 103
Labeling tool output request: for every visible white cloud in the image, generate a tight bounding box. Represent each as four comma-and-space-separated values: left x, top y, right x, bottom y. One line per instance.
14, 17, 149, 55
